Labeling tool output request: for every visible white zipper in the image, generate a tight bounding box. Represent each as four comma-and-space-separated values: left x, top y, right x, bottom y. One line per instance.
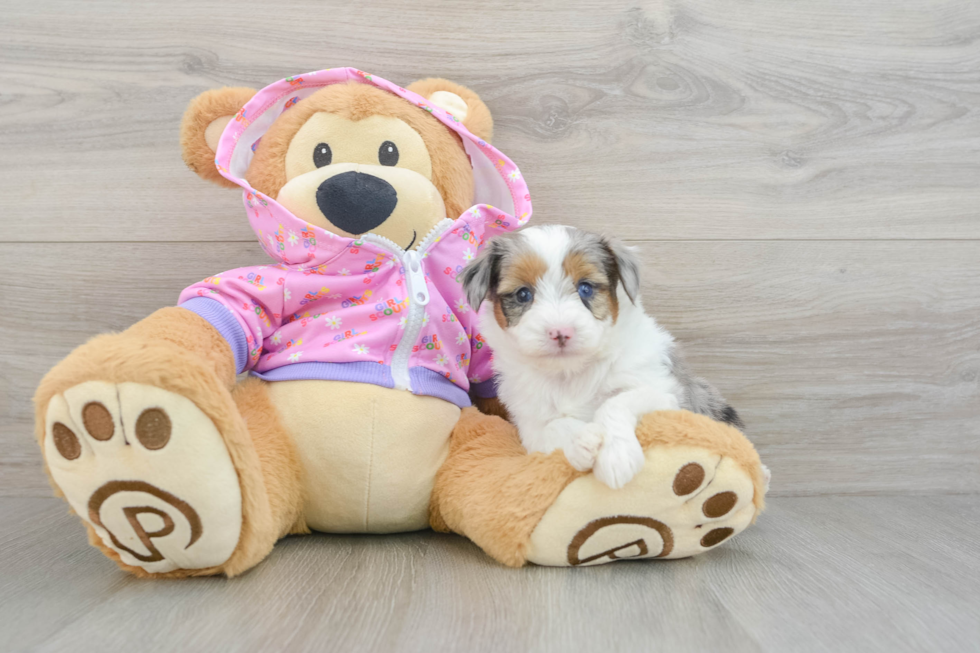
363, 220, 451, 392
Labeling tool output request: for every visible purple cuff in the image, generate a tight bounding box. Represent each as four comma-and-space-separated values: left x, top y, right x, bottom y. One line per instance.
179, 297, 249, 374
470, 377, 498, 399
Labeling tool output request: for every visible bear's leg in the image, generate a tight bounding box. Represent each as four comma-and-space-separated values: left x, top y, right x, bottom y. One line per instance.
429, 408, 582, 567
230, 377, 308, 540
36, 309, 304, 578
431, 408, 767, 567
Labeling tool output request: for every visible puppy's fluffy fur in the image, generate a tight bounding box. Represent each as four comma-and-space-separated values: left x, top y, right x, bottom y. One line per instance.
462, 225, 743, 489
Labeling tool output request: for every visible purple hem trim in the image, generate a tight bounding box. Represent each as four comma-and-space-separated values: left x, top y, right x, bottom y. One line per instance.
180, 298, 248, 374
252, 361, 395, 388
249, 362, 471, 408
410, 367, 472, 407
470, 378, 498, 399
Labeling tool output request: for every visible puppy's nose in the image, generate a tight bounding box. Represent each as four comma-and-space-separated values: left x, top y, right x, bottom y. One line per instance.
548, 327, 575, 347
316, 171, 398, 234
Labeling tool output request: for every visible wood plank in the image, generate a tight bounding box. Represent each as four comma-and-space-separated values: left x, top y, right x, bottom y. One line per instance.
634, 240, 980, 497
1, 0, 978, 242
1, 240, 977, 497
0, 496, 976, 652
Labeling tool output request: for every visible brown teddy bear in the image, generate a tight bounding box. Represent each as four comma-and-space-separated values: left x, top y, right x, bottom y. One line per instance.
33, 68, 767, 577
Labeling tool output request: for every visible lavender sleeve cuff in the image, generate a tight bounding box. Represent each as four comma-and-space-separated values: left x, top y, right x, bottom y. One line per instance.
470, 377, 498, 399
179, 297, 249, 374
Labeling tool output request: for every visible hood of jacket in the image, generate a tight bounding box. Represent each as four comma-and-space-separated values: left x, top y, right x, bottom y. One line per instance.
213, 67, 531, 267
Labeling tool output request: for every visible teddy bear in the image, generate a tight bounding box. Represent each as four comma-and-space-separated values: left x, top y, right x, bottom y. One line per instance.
33, 68, 767, 577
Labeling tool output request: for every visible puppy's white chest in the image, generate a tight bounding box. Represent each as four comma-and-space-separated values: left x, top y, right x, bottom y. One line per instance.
550, 384, 608, 422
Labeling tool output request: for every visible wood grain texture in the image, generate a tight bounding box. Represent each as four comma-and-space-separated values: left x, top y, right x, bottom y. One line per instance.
2, 241, 977, 497
2, 1, 979, 497
0, 496, 976, 652
1, 0, 978, 242
2, 2, 977, 650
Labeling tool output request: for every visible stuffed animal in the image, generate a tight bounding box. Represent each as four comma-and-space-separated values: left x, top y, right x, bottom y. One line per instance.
33, 68, 767, 577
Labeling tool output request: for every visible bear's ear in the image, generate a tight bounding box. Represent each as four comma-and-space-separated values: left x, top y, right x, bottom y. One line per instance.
179, 87, 256, 188
407, 78, 493, 143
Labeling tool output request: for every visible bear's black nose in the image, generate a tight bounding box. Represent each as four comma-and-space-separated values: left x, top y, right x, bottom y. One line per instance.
316, 171, 398, 234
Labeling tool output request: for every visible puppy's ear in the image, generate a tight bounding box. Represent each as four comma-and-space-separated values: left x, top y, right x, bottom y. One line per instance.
180, 87, 256, 188
604, 237, 641, 304
461, 239, 503, 311
407, 78, 493, 143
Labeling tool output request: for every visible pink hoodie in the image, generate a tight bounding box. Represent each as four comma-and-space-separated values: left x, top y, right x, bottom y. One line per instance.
178, 68, 531, 407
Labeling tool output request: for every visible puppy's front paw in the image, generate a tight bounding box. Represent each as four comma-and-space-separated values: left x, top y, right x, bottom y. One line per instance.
563, 423, 604, 472
593, 436, 645, 490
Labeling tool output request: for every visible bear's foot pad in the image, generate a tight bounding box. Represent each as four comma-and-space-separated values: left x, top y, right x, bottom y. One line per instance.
528, 445, 757, 566
44, 381, 242, 574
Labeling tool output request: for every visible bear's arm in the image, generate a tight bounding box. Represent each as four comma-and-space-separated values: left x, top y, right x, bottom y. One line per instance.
177, 266, 288, 375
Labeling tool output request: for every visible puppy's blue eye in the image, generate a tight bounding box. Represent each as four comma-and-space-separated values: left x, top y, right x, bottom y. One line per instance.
515, 287, 533, 304
577, 282, 594, 300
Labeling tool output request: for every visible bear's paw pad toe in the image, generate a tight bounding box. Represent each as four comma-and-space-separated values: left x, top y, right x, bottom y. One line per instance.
527, 445, 758, 566
43, 381, 242, 574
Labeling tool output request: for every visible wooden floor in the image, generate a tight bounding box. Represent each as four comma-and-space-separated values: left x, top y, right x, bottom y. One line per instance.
1, 496, 976, 652
1, 0, 978, 651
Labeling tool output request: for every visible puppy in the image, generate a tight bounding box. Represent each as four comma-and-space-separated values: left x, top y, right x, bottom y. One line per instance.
461, 225, 744, 489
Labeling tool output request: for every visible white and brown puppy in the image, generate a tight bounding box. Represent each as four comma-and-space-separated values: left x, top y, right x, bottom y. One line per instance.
462, 225, 744, 489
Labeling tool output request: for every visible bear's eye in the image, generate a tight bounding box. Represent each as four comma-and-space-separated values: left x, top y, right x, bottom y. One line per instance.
313, 143, 332, 168
378, 141, 399, 166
